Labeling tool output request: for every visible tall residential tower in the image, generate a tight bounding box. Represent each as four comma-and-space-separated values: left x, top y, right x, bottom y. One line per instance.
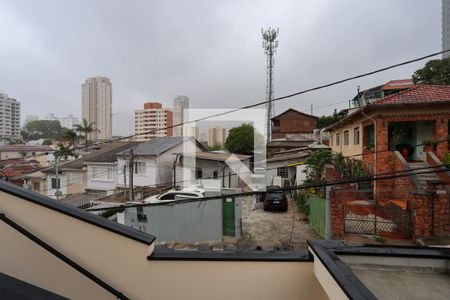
173, 95, 189, 136
81, 77, 112, 140
134, 102, 173, 141
0, 93, 20, 142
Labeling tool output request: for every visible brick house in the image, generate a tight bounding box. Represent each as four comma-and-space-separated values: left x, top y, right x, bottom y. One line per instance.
271, 108, 318, 140
326, 84, 450, 239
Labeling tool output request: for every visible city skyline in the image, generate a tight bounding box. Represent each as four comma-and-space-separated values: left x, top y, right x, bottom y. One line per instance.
0, 1, 443, 136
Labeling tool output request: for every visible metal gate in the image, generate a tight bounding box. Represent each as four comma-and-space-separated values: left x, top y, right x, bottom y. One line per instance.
344, 200, 412, 238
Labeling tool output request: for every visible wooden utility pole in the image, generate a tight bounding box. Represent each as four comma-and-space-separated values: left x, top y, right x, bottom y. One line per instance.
129, 149, 134, 201
123, 164, 127, 201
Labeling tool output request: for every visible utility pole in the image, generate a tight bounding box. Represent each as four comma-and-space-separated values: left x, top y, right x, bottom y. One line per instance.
54, 157, 62, 200
123, 164, 127, 201
128, 149, 134, 202
262, 27, 279, 144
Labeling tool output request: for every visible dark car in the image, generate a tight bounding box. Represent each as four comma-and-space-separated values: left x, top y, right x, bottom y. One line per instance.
263, 186, 288, 211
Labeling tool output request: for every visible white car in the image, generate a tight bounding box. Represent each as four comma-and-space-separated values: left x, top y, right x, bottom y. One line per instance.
144, 185, 205, 204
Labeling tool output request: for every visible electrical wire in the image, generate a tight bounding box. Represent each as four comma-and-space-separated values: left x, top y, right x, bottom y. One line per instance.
85, 163, 450, 211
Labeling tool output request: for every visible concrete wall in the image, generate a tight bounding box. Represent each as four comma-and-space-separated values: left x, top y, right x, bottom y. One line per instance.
0, 187, 339, 300
123, 191, 242, 242
0, 189, 153, 300
329, 121, 363, 159
86, 163, 117, 191
147, 260, 329, 300
66, 170, 86, 195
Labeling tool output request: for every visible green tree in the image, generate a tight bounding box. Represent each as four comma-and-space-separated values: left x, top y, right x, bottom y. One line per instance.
22, 120, 63, 140
316, 109, 348, 129
42, 139, 53, 145
61, 128, 78, 146
54, 143, 75, 160
74, 119, 98, 151
207, 144, 223, 151
412, 57, 450, 85
304, 149, 332, 183
225, 124, 259, 155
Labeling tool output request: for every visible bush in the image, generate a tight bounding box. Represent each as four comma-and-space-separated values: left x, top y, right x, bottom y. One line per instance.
294, 191, 310, 215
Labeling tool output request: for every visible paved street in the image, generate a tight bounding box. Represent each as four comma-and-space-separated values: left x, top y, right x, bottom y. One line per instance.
237, 195, 318, 250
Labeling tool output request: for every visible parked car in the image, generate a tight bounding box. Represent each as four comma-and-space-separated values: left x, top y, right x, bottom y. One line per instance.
144, 185, 205, 203
262, 186, 288, 211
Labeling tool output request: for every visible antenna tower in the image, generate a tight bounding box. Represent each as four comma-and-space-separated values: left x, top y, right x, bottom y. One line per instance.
261, 27, 279, 143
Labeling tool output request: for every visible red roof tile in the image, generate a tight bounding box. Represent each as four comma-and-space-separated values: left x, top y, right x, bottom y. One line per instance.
381, 79, 415, 91
375, 85, 450, 105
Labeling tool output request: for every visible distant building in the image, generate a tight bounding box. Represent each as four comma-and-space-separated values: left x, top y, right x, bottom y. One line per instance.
59, 114, 80, 129
134, 102, 173, 141
444, 0, 450, 58
81, 76, 112, 140
39, 113, 80, 129
207, 127, 227, 147
0, 93, 21, 142
24, 115, 39, 125
173, 95, 189, 136
271, 108, 318, 141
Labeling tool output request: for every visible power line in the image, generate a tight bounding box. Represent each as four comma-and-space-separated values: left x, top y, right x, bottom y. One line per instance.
85, 163, 450, 211
48, 49, 450, 150
8, 49, 450, 165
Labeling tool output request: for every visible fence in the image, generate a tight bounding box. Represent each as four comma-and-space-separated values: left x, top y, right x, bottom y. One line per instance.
308, 194, 327, 238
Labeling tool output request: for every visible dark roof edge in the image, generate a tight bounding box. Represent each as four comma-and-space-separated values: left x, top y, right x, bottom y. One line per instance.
0, 181, 155, 245
149, 248, 312, 262
271, 108, 319, 120
307, 240, 377, 300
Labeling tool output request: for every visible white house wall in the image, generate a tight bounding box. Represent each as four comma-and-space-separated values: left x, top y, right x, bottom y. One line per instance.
86, 163, 117, 191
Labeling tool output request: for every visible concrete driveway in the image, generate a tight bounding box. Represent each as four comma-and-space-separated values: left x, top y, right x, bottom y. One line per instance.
237, 195, 318, 250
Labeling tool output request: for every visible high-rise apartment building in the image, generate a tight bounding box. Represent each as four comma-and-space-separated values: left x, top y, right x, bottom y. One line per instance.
59, 114, 80, 129
81, 77, 112, 140
134, 102, 173, 141
173, 95, 189, 136
444, 0, 450, 58
207, 127, 227, 147
0, 93, 21, 141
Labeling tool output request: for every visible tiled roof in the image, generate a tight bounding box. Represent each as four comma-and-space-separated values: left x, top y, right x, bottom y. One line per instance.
0, 145, 54, 152
375, 85, 450, 105
271, 108, 319, 120
59, 141, 140, 170
118, 137, 193, 156
381, 79, 415, 91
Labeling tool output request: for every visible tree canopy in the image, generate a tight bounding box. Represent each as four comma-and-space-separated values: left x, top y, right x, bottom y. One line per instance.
22, 120, 63, 140
316, 109, 348, 129
225, 124, 259, 155
412, 57, 450, 85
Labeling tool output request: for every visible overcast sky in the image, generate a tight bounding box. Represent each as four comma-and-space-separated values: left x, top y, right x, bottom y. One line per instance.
0, 0, 442, 136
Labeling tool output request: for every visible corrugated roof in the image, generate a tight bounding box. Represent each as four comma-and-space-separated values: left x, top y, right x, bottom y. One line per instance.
118, 137, 193, 156
45, 141, 140, 172
182, 151, 251, 162
267, 151, 310, 163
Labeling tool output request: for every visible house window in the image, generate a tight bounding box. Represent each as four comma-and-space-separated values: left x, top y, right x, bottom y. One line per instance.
354, 127, 360, 145
91, 166, 113, 181
330, 134, 333, 146
336, 133, 340, 146
51, 178, 60, 189
277, 167, 288, 178
196, 168, 203, 179
134, 162, 146, 175
344, 130, 349, 145
213, 170, 218, 179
